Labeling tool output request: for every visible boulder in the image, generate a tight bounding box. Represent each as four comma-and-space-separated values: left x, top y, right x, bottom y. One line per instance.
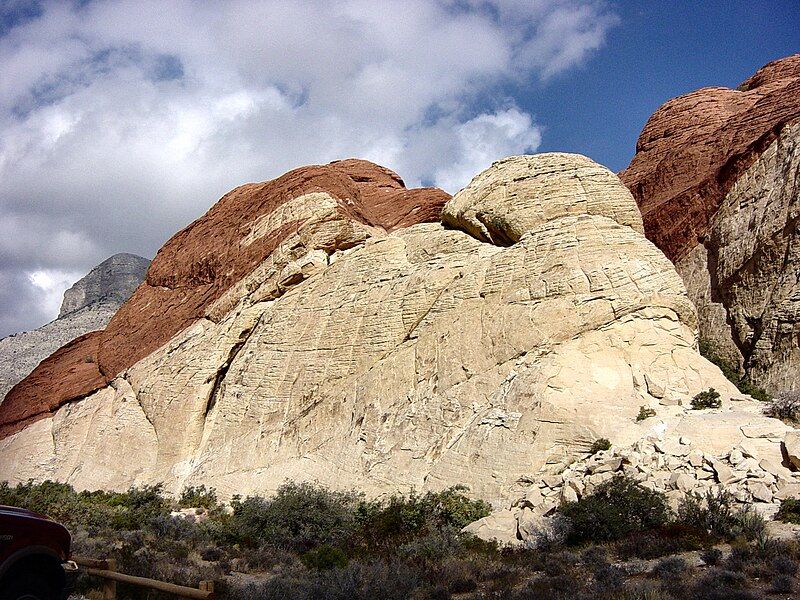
462, 510, 519, 545
784, 431, 800, 469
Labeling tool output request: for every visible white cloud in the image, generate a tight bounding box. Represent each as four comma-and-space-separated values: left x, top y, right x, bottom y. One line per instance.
431, 108, 543, 192
27, 269, 85, 319
0, 0, 618, 335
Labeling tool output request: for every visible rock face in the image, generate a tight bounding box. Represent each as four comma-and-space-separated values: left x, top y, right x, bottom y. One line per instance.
4, 153, 790, 508
0, 254, 149, 402
0, 160, 448, 438
620, 55, 800, 392
59, 254, 150, 317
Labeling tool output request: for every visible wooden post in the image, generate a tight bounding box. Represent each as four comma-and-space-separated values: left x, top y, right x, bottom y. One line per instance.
101, 559, 117, 600
73, 555, 215, 599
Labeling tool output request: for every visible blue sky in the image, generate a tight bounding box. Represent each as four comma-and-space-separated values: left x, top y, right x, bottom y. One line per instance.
0, 0, 797, 337
526, 1, 800, 171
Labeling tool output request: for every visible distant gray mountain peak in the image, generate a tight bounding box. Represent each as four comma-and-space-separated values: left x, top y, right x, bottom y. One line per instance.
58, 253, 150, 318
0, 252, 150, 402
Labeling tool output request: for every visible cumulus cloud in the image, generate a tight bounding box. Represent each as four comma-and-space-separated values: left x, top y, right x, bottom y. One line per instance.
0, 0, 618, 336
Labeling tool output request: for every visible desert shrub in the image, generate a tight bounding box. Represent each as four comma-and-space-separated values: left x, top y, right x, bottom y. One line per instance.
776, 497, 800, 524
356, 486, 490, 551
636, 406, 656, 421
199, 545, 223, 561
542, 551, 578, 577
312, 559, 423, 600
558, 475, 671, 545
148, 513, 207, 545
590, 564, 625, 596
215, 482, 361, 552
529, 513, 572, 550
651, 556, 687, 579
581, 545, 609, 568
734, 508, 767, 541
615, 524, 708, 560
301, 544, 349, 570
397, 526, 463, 561
615, 530, 681, 560
691, 388, 722, 409
512, 573, 585, 600
179, 484, 219, 509
437, 559, 479, 593
677, 488, 765, 541
241, 545, 297, 572
698, 340, 770, 402
590, 438, 612, 454
763, 390, 800, 422
772, 554, 799, 576
0, 480, 172, 531
692, 568, 754, 600
770, 574, 794, 594
701, 547, 723, 566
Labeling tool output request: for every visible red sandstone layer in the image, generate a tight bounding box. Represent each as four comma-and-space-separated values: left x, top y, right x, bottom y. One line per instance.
620, 54, 800, 262
0, 159, 449, 438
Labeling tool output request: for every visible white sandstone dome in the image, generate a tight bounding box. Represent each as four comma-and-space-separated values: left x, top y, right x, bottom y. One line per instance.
442, 153, 644, 245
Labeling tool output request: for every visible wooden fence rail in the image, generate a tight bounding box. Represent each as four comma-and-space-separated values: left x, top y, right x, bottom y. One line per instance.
72, 556, 215, 600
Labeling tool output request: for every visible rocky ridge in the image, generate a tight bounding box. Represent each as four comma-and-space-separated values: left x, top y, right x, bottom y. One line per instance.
0, 160, 448, 437
59, 253, 150, 318
2, 153, 794, 511
0, 254, 149, 402
620, 55, 800, 392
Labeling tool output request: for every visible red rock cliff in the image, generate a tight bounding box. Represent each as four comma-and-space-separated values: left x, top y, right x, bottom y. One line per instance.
620, 54, 800, 262
0, 159, 449, 438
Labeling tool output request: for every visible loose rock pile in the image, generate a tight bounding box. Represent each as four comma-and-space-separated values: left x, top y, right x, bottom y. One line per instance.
466, 425, 800, 545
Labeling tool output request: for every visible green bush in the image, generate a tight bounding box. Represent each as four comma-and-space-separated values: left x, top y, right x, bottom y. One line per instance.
558, 475, 671, 545
677, 489, 766, 541
636, 406, 656, 421
356, 486, 490, 551
179, 485, 219, 509
217, 482, 361, 552
776, 498, 800, 524
764, 391, 800, 422
0, 480, 171, 531
691, 388, 721, 410
614, 524, 710, 560
300, 544, 349, 570
699, 340, 770, 402
589, 438, 611, 455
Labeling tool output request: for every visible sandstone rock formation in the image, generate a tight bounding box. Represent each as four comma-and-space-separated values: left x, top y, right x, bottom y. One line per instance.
0, 254, 149, 402
620, 55, 800, 392
4, 153, 791, 510
0, 160, 448, 438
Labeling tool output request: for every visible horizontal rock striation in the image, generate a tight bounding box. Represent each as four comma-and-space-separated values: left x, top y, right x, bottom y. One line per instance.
3, 153, 790, 507
620, 55, 800, 392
